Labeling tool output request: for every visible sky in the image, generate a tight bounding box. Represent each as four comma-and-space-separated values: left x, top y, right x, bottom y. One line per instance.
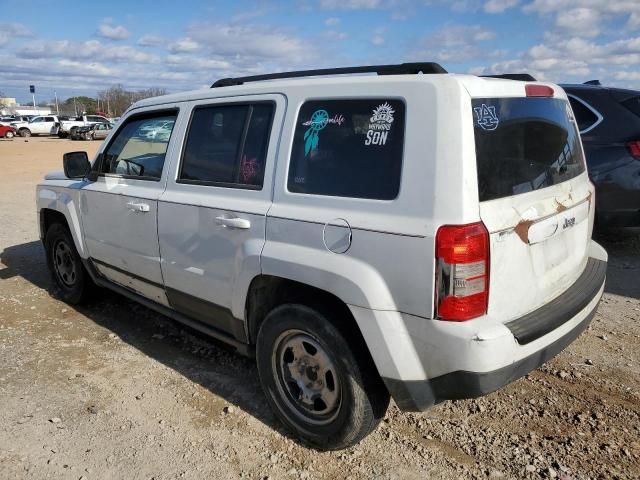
1, 0, 640, 104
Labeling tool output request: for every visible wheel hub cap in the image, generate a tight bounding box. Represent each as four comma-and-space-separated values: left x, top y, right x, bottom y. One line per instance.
53, 240, 77, 287
275, 332, 341, 424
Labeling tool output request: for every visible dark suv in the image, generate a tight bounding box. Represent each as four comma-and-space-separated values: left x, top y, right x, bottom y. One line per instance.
561, 82, 640, 227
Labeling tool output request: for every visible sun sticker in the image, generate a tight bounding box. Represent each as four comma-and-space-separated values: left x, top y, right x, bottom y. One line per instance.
365, 102, 395, 146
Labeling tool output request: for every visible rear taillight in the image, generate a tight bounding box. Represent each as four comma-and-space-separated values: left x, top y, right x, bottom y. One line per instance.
627, 140, 640, 159
435, 222, 489, 321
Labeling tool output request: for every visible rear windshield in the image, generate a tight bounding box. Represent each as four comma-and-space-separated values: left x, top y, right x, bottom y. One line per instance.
472, 97, 585, 202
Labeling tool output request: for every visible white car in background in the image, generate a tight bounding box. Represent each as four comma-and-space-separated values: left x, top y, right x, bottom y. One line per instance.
11, 115, 60, 137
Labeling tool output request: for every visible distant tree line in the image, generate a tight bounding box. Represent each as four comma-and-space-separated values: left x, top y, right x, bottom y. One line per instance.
49, 85, 168, 117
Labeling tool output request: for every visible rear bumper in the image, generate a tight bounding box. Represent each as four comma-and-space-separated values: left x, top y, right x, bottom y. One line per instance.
384, 302, 597, 410
349, 241, 607, 412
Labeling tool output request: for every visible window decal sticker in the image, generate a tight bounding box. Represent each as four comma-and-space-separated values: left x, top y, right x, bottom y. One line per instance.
365, 102, 395, 146
473, 104, 499, 131
303, 109, 329, 156
240, 155, 259, 183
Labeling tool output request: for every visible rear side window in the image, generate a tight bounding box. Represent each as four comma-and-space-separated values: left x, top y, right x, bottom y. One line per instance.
567, 96, 599, 132
179, 103, 274, 188
621, 96, 640, 117
288, 99, 405, 200
473, 97, 585, 202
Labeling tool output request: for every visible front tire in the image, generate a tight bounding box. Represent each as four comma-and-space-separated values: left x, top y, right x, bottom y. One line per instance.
256, 304, 389, 450
5, 131, 14, 138
19, 128, 31, 137
44, 223, 94, 304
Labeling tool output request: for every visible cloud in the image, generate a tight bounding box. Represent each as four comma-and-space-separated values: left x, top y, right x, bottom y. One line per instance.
186, 23, 315, 66
412, 24, 496, 64
0, 22, 32, 48
371, 34, 385, 45
97, 22, 131, 40
324, 17, 341, 26
168, 37, 200, 53
18, 40, 157, 64
470, 34, 640, 85
0, 22, 32, 36
319, 0, 381, 9
484, 0, 518, 14
555, 8, 601, 38
138, 34, 165, 47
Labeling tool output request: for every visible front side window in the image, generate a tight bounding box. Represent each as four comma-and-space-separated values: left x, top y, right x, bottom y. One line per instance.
100, 111, 177, 180
288, 99, 405, 200
179, 103, 274, 188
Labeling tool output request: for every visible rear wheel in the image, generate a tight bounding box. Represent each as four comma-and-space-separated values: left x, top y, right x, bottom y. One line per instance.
256, 304, 389, 450
84, 132, 92, 141
44, 223, 94, 304
19, 128, 31, 137
58, 131, 68, 139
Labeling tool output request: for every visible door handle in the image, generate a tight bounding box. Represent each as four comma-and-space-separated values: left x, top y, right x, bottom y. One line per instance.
127, 201, 150, 213
215, 216, 251, 229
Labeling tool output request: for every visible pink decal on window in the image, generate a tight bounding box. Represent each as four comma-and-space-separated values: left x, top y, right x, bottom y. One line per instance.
241, 155, 259, 183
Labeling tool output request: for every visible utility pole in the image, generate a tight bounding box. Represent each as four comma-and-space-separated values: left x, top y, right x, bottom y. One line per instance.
30, 85, 36, 115
73, 97, 77, 117
54, 90, 59, 115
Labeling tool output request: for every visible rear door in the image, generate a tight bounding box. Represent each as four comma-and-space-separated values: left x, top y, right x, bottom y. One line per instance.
158, 95, 284, 337
472, 94, 595, 322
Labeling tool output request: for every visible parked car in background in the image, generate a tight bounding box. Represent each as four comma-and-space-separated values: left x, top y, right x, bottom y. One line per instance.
58, 114, 109, 138
0, 115, 31, 126
71, 122, 114, 141
562, 81, 640, 228
37, 63, 607, 449
0, 125, 17, 138
10, 115, 60, 137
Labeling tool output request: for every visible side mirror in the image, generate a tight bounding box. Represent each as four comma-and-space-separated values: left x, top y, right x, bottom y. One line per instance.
63, 151, 91, 179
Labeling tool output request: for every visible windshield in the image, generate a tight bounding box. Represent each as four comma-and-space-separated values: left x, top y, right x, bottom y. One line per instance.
472, 97, 586, 202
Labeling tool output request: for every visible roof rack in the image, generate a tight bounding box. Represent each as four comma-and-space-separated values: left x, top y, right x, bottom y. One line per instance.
482, 73, 537, 81
583, 80, 601, 86
211, 62, 447, 88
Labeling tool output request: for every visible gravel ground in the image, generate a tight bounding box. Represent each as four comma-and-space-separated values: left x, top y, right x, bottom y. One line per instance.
1, 137, 639, 480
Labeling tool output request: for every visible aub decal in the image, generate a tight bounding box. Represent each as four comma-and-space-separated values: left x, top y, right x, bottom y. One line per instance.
473, 104, 499, 131
365, 102, 395, 146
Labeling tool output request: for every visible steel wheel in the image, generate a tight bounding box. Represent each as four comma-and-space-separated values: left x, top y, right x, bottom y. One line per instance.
272, 329, 342, 426
52, 239, 78, 287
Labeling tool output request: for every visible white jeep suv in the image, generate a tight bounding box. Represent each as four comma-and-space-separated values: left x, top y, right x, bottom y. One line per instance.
36, 63, 607, 449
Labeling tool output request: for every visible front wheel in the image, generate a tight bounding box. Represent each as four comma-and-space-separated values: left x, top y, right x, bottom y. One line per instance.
84, 132, 92, 141
5, 131, 14, 138
256, 304, 389, 450
58, 131, 68, 139
19, 128, 31, 137
44, 223, 94, 304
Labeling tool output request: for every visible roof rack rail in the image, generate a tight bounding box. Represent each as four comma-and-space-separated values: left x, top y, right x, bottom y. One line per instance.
482, 73, 537, 82
211, 62, 447, 88
583, 80, 601, 86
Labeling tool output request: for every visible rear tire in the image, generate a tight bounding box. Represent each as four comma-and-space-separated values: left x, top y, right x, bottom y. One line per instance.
44, 223, 94, 304
256, 304, 389, 450
19, 128, 31, 137
58, 132, 68, 139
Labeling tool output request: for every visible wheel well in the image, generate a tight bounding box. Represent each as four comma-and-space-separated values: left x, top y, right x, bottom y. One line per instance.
41, 209, 68, 238
245, 275, 373, 360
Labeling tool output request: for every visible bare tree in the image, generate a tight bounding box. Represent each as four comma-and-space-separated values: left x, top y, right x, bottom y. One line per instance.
97, 85, 168, 117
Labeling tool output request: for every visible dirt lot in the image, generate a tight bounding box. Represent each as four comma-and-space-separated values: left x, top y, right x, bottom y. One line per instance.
0, 136, 639, 480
